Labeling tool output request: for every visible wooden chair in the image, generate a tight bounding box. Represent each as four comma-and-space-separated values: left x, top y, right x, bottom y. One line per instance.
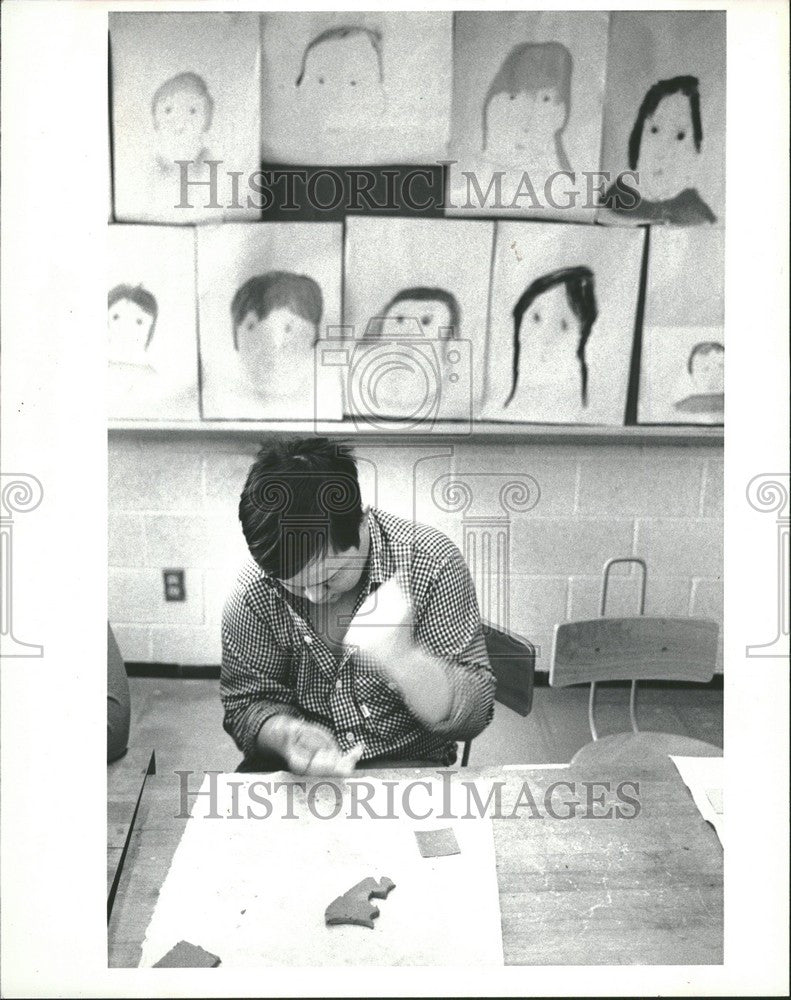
549, 558, 721, 769
461, 623, 535, 766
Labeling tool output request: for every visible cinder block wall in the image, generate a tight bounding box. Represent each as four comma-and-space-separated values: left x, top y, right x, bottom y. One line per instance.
109, 434, 723, 672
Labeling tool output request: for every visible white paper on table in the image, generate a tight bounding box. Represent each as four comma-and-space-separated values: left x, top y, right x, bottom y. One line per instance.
139, 772, 504, 967
670, 755, 724, 847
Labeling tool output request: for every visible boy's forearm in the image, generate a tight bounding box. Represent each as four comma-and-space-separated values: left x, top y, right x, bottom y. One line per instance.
383, 648, 454, 727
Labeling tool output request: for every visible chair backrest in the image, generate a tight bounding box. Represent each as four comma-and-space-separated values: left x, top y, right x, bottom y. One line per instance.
549, 617, 719, 687
461, 624, 535, 766
483, 623, 535, 716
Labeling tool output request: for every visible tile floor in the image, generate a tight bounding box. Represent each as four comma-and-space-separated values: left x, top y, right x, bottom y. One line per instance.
126, 675, 723, 776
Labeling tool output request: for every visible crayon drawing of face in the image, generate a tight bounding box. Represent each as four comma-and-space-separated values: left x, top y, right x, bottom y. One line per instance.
483, 42, 572, 171
629, 77, 703, 203
151, 72, 213, 166
107, 284, 158, 365
689, 341, 724, 394
231, 272, 323, 392
295, 27, 385, 128
505, 266, 597, 408
673, 341, 724, 415
377, 287, 461, 341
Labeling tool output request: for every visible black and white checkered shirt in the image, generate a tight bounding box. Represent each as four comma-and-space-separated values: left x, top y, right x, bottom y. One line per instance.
221, 508, 495, 765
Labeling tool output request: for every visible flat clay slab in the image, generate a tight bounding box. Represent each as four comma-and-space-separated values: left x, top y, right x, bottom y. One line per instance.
414, 827, 461, 858
153, 940, 221, 967
325, 876, 396, 929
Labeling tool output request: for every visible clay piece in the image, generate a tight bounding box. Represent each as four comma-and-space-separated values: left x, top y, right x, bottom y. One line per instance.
325, 875, 396, 929
153, 940, 221, 968
414, 827, 461, 858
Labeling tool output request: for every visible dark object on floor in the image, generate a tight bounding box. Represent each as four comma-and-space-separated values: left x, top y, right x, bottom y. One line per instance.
325, 876, 396, 929
108, 622, 131, 763
153, 940, 221, 968
415, 827, 460, 858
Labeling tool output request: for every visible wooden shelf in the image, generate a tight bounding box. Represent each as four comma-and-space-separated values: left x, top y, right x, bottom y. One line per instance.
108, 420, 723, 445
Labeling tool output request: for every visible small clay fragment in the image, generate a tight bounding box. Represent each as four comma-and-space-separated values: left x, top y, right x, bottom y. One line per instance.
153, 940, 221, 968
414, 827, 460, 858
325, 875, 396, 928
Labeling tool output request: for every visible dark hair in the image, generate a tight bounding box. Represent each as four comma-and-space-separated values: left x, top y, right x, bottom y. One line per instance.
687, 340, 724, 374
505, 266, 598, 409
151, 71, 214, 130
107, 284, 159, 349
628, 75, 703, 170
368, 286, 461, 340
231, 272, 323, 349
295, 26, 383, 87
238, 438, 363, 579
482, 41, 572, 170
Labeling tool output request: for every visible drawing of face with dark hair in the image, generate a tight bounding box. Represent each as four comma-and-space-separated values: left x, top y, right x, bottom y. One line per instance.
151, 72, 213, 168
295, 27, 385, 128
483, 42, 572, 171
505, 267, 597, 409
379, 287, 461, 341
108, 284, 158, 366
231, 272, 323, 393
636, 95, 697, 201
689, 342, 724, 394
673, 341, 724, 415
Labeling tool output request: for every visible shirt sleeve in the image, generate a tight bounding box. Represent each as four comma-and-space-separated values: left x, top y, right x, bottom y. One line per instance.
413, 547, 496, 742
220, 591, 304, 757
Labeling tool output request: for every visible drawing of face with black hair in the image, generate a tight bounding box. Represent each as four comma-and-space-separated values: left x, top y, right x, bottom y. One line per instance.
108, 284, 158, 366
295, 27, 385, 128
231, 272, 323, 393
674, 341, 724, 414
505, 267, 597, 409
483, 42, 573, 171
151, 72, 214, 170
629, 76, 707, 203
376, 287, 461, 341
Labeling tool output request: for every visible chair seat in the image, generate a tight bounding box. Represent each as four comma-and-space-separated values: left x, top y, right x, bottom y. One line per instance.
570, 731, 722, 775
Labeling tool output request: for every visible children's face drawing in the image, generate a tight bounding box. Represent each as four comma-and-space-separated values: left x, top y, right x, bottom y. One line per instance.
637, 92, 697, 201
236, 307, 318, 385
107, 298, 154, 362
153, 88, 210, 159
517, 283, 579, 386
383, 298, 455, 340
690, 350, 724, 394
486, 87, 566, 156
299, 34, 384, 126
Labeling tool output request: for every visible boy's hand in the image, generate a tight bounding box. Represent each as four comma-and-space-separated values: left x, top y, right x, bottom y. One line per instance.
259, 715, 364, 777
344, 576, 414, 669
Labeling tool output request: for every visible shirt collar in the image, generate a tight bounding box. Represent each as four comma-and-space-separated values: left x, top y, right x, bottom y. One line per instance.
364, 508, 394, 591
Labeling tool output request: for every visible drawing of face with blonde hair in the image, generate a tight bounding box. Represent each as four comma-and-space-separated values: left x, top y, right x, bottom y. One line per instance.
295, 26, 385, 128
483, 42, 573, 172
151, 71, 214, 171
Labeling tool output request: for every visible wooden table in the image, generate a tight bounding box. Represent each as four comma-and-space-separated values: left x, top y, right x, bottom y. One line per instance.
107, 748, 156, 920
108, 753, 722, 967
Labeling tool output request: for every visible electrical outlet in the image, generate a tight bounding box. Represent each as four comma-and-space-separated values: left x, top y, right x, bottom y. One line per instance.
163, 569, 186, 602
